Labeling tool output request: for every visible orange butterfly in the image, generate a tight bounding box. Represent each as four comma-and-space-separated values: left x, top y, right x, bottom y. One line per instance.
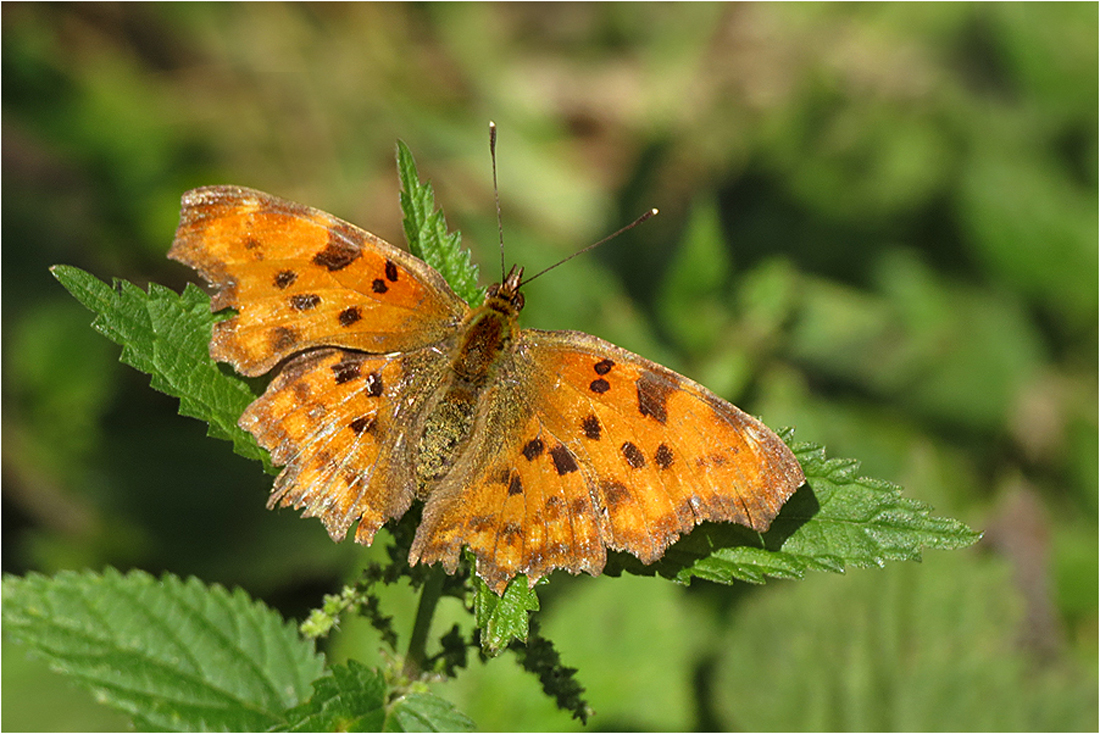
169, 185, 804, 594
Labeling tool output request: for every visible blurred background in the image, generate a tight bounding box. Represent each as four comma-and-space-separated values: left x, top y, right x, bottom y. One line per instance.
3, 4, 1096, 730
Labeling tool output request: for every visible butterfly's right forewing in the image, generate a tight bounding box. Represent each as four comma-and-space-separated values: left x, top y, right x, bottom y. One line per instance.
170, 186, 469, 376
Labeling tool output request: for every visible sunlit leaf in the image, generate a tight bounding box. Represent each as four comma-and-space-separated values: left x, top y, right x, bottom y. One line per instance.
2, 569, 325, 732
474, 576, 540, 656
50, 265, 268, 470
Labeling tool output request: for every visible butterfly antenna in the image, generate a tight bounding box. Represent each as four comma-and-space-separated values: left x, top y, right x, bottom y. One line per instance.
489, 121, 506, 283
521, 207, 659, 286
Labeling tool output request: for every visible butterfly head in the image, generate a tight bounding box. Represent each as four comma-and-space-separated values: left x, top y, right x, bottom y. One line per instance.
485, 264, 525, 314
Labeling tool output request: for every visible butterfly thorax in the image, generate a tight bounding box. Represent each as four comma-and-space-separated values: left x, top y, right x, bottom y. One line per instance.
414, 266, 525, 495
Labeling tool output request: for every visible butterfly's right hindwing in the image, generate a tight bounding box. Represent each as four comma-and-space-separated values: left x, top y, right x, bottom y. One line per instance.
241, 344, 452, 545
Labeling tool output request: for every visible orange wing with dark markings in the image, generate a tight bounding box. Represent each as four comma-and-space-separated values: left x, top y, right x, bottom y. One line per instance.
170, 185, 804, 596
169, 186, 469, 376
239, 344, 453, 546
410, 329, 804, 594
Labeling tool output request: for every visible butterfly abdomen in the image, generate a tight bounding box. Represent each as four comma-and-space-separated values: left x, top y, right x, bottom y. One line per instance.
416, 394, 477, 493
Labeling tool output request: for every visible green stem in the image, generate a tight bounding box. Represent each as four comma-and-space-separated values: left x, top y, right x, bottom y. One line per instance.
402, 566, 445, 679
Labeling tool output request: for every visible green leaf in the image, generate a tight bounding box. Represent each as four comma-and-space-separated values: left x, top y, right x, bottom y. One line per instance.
279, 660, 386, 732
610, 428, 981, 586
2, 568, 325, 732
386, 691, 476, 732
49, 264, 268, 469
473, 576, 540, 656
396, 140, 483, 306
279, 661, 474, 733
775, 438, 982, 561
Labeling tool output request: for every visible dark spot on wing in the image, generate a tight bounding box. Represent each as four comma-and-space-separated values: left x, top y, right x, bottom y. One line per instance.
339, 306, 362, 326
655, 443, 674, 469
269, 326, 297, 352
385, 259, 399, 282
582, 415, 601, 440
589, 378, 610, 394
274, 270, 298, 289
601, 480, 630, 506
594, 358, 614, 375
621, 442, 646, 469
365, 371, 384, 397
332, 359, 362, 384
507, 473, 523, 496
372, 278, 388, 293
313, 229, 361, 271
550, 444, 579, 475
349, 416, 375, 434
522, 438, 544, 460
637, 370, 674, 424
290, 293, 320, 311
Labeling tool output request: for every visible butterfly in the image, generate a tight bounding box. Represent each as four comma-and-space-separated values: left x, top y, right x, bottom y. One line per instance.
169, 185, 805, 594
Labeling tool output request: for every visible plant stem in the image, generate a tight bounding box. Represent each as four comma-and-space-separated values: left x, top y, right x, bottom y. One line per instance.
402, 566, 445, 679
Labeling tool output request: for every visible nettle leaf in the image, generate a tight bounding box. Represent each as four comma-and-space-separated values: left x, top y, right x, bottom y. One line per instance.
279, 660, 385, 732
50, 264, 268, 470
474, 576, 540, 656
386, 691, 476, 732
279, 661, 473, 732
2, 569, 325, 732
397, 140, 483, 306
609, 428, 981, 586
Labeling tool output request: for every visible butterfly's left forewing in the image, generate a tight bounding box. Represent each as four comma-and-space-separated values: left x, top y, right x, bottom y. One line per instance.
411, 329, 805, 593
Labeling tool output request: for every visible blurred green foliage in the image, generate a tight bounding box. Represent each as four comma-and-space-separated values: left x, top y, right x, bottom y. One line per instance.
3, 4, 1095, 731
